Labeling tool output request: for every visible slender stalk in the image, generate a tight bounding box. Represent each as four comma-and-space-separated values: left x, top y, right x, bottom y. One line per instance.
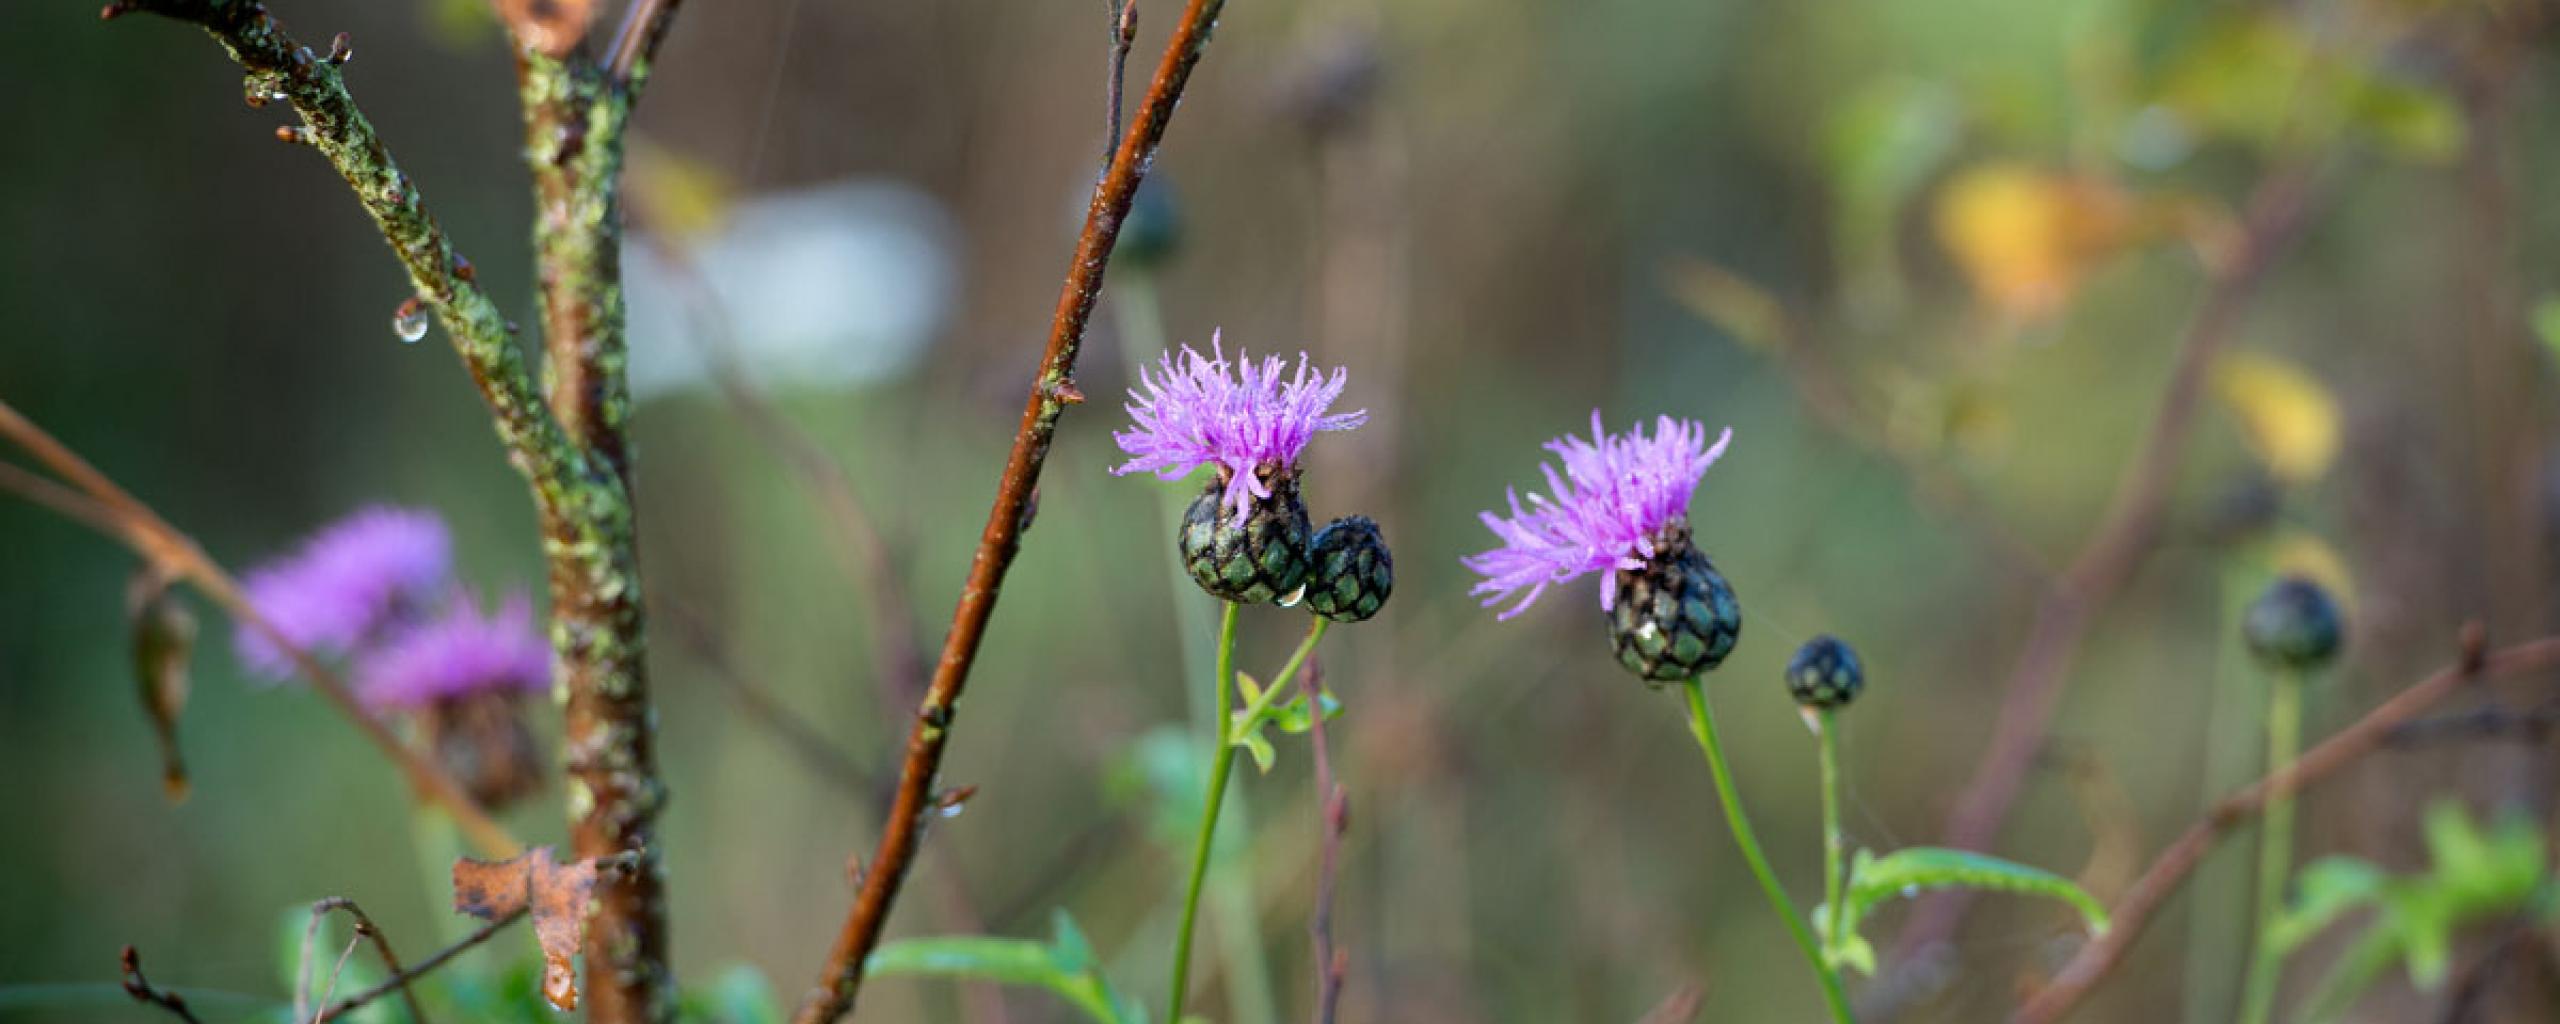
1816, 709, 1848, 955
1170, 601, 1243, 1018
1233, 618, 1332, 737
1118, 272, 1282, 1024
2237, 670, 2304, 1024
1678, 679, 1853, 1023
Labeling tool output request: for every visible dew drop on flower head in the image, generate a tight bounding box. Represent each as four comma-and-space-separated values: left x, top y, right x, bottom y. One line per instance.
1110, 331, 1366, 524
233, 506, 454, 678
355, 591, 552, 712
1462, 411, 1732, 619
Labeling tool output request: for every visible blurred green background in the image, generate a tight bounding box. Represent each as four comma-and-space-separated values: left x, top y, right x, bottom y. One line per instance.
5, 0, 2558, 1020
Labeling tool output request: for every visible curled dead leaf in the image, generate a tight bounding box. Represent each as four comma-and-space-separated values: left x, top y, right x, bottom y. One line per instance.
127, 567, 194, 803
453, 846, 599, 1010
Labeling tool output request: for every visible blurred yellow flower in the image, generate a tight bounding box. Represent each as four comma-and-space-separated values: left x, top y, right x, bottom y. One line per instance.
2268, 529, 2356, 617
2213, 350, 2342, 485
628, 141, 738, 247
1933, 163, 2137, 319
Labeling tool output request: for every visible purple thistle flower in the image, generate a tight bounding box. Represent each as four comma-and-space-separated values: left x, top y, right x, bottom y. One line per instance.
1111, 333, 1366, 524
355, 592, 551, 711
234, 506, 454, 678
1462, 412, 1733, 620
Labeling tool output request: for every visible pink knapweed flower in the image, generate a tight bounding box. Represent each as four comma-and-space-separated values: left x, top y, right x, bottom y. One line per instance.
1463, 412, 1732, 619
1111, 333, 1365, 524
234, 506, 453, 677
355, 592, 551, 711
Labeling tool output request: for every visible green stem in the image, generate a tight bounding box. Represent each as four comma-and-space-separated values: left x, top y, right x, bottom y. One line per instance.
1170, 601, 1242, 1018
2238, 671, 2304, 1024
1817, 709, 1848, 957
1680, 679, 1855, 1023
1229, 618, 1331, 742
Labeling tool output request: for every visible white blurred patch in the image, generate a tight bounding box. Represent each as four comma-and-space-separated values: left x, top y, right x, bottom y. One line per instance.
625, 180, 958, 398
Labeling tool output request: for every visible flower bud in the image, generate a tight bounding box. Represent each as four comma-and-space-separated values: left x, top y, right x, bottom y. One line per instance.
1606, 531, 1742, 684
2243, 575, 2343, 672
1785, 634, 1864, 709
1305, 515, 1392, 622
1179, 474, 1312, 604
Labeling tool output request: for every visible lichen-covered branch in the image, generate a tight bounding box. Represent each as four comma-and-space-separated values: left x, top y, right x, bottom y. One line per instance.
510, 44, 670, 1023
104, 3, 687, 1020
789, 2, 1235, 1019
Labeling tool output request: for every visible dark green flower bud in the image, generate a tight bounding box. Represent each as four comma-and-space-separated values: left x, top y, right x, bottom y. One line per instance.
1304, 515, 1392, 622
1785, 634, 1865, 709
2243, 575, 2343, 672
1179, 474, 1311, 605
1605, 532, 1742, 685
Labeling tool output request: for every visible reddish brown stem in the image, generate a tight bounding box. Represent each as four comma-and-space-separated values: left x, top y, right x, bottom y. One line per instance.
120, 946, 203, 1024
2011, 626, 2560, 1023
788, 2, 1233, 1018
1895, 166, 2318, 960
0, 401, 519, 858
1303, 661, 1348, 1024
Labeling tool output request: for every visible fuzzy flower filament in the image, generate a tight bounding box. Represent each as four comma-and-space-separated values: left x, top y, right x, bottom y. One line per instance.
1464, 412, 1732, 619
1111, 334, 1366, 523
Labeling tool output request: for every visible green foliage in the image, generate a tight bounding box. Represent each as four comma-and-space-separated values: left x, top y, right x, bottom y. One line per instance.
2270, 802, 2556, 1021
1226, 668, 1345, 774
864, 911, 1149, 1024
1816, 847, 2111, 976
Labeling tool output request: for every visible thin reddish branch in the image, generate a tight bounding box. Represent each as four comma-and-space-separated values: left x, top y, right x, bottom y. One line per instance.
1304, 661, 1348, 1024
300, 897, 427, 1024
788, 2, 1233, 1018
119, 946, 202, 1024
1894, 166, 2319, 960
0, 400, 520, 858
606, 0, 684, 87
321, 907, 529, 1022
2011, 626, 2560, 1023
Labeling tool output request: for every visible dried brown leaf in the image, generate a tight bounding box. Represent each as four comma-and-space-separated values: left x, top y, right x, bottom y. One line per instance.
452, 846, 598, 1010
1634, 981, 1706, 1024
127, 567, 194, 803
492, 0, 596, 59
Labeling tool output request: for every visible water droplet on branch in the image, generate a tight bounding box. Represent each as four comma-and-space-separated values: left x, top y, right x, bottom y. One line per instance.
391, 297, 430, 343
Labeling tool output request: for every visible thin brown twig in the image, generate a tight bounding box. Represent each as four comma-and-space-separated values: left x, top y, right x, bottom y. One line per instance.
1895, 164, 2320, 962
296, 898, 428, 1024
0, 401, 519, 858
319, 908, 528, 1022
120, 946, 203, 1024
788, 3, 1234, 1018
2011, 625, 2560, 1023
1105, 0, 1136, 162
1303, 659, 1348, 1024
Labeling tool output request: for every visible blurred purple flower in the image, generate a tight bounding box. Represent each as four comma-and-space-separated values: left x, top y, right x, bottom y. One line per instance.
234, 506, 453, 678
355, 592, 551, 711
1111, 333, 1366, 524
1463, 412, 1732, 620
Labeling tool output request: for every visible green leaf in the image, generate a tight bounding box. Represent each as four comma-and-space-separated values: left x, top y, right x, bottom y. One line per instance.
865, 913, 1146, 1024
1821, 847, 2108, 974
1271, 689, 1344, 734
1241, 729, 1276, 773
2532, 298, 2560, 365
2269, 857, 2386, 952
676, 965, 783, 1024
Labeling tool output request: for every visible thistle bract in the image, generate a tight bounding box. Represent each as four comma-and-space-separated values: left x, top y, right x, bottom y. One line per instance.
1463, 412, 1732, 620
1786, 634, 1864, 709
234, 506, 453, 678
1305, 515, 1392, 622
1111, 335, 1365, 526
2243, 576, 2343, 672
1179, 475, 1313, 604
1606, 534, 1742, 684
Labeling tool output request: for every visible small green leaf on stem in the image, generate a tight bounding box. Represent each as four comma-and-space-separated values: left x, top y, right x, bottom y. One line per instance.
1820, 846, 2109, 974
128, 567, 194, 804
